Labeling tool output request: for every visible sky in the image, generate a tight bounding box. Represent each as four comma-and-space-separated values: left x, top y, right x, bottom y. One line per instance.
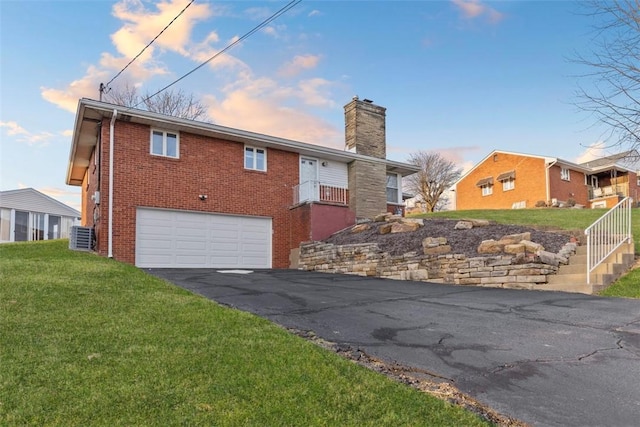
0, 0, 620, 211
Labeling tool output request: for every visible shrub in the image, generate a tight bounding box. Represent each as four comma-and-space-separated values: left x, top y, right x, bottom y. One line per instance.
535, 200, 547, 208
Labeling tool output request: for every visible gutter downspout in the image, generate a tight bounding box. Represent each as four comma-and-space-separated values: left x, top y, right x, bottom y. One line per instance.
108, 109, 117, 258
545, 160, 557, 204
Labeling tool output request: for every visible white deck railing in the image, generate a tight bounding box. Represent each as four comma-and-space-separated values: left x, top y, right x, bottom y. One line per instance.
584, 197, 633, 284
293, 180, 348, 205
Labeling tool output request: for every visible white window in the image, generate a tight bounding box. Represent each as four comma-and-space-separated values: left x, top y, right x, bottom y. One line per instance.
386, 173, 400, 203
245, 146, 266, 171
151, 129, 179, 158
481, 184, 493, 196
503, 178, 515, 191
561, 167, 570, 181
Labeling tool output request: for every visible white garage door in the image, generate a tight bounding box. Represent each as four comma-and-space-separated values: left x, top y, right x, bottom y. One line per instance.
135, 208, 272, 268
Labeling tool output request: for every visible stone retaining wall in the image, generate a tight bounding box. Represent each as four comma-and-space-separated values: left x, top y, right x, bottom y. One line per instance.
298, 241, 576, 290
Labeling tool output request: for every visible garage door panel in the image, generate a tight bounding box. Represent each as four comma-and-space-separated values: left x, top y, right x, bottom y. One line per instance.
175, 255, 208, 265
175, 240, 206, 250
136, 208, 271, 268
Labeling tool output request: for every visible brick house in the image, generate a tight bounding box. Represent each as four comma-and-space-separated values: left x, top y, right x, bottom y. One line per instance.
453, 150, 640, 210
65, 97, 418, 268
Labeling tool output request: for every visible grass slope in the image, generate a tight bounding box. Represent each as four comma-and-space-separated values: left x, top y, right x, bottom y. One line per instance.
0, 240, 488, 426
412, 209, 640, 298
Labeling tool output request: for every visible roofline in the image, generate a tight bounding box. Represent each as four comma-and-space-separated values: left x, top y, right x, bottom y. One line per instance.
66, 98, 419, 185
0, 187, 80, 217
453, 149, 592, 188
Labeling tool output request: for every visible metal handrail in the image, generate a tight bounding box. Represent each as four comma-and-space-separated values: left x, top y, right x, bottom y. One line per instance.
584, 197, 632, 284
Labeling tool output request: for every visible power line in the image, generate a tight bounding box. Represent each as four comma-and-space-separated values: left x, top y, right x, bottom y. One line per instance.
101, 0, 195, 97
135, 0, 301, 109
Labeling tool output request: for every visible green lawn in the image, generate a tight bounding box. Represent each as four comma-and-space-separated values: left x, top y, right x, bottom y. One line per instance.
0, 240, 488, 426
411, 208, 640, 298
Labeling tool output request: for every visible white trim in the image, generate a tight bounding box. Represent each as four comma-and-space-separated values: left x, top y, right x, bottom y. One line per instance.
244, 145, 267, 171
386, 172, 401, 204
150, 128, 180, 158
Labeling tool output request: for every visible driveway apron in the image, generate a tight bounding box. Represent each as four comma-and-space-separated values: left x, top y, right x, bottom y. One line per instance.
147, 268, 640, 427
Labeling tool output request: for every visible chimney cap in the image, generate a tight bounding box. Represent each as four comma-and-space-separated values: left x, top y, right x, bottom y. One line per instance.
352, 95, 359, 100
363, 98, 373, 103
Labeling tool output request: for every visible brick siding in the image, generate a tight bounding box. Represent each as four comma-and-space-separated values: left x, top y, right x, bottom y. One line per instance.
456, 152, 548, 210
86, 119, 305, 268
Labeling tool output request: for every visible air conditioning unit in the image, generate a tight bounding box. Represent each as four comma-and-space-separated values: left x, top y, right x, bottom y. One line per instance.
69, 226, 94, 251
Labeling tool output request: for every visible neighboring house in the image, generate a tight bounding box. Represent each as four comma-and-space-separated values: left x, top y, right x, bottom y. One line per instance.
0, 188, 80, 243
65, 97, 418, 269
454, 150, 640, 210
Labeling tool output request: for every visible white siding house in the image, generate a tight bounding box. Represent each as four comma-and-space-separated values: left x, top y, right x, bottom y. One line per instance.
0, 188, 80, 243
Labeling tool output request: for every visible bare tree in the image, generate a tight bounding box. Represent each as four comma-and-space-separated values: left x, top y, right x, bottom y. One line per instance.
103, 83, 208, 121
405, 151, 462, 213
574, 1, 640, 151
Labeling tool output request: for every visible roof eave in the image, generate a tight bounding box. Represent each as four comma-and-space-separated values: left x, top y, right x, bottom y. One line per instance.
66, 98, 420, 182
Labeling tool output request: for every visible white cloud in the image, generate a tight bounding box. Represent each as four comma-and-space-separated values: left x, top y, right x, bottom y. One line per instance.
278, 54, 322, 77
203, 90, 342, 149
41, 0, 212, 112
451, 0, 504, 24
111, 0, 212, 57
575, 141, 607, 164
39, 187, 82, 212
308, 10, 322, 17
1, 121, 56, 146
0, 121, 28, 136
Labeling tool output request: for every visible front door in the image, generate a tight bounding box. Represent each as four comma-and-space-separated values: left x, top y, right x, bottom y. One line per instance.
299, 158, 318, 202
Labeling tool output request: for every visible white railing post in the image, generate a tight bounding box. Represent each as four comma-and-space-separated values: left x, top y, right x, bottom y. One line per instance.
584, 197, 632, 285
293, 181, 348, 205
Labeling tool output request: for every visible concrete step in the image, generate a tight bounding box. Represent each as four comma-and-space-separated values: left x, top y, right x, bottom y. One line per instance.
546, 272, 587, 285
535, 281, 593, 294
547, 271, 613, 287
568, 254, 587, 265
557, 263, 586, 275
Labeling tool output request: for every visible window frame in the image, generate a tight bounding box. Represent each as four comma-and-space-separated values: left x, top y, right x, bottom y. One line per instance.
244, 145, 267, 171
386, 172, 401, 204
150, 129, 179, 158
481, 183, 493, 196
560, 167, 570, 181
502, 178, 515, 191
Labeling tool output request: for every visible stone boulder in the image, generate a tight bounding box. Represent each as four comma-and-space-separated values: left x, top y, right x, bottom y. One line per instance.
351, 223, 370, 234
536, 250, 569, 266
468, 219, 491, 227
521, 240, 544, 253
478, 239, 505, 254
373, 213, 392, 222
389, 222, 420, 233
378, 223, 392, 234
400, 217, 424, 227
504, 244, 525, 254
422, 237, 448, 248
454, 221, 473, 230
499, 232, 531, 245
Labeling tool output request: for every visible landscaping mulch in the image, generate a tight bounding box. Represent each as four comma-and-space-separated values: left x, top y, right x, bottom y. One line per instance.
325, 219, 575, 257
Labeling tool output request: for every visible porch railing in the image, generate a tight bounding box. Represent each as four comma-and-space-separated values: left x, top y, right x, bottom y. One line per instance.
293, 180, 348, 205
589, 184, 629, 199
584, 196, 632, 284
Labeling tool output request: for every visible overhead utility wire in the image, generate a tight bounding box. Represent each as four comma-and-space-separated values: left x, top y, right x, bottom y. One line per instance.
134, 0, 301, 109
101, 0, 195, 94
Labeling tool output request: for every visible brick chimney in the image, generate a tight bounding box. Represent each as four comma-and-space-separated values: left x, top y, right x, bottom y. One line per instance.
344, 97, 388, 219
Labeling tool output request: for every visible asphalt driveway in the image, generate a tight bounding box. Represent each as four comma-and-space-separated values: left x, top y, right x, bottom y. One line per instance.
147, 268, 640, 427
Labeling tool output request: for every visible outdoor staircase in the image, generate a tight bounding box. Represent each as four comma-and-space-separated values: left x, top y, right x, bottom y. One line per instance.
537, 241, 635, 294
